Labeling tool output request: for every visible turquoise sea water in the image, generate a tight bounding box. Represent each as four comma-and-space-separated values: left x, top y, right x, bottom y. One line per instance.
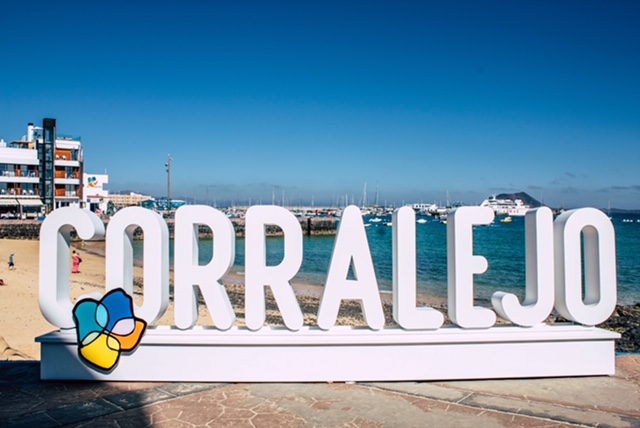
135, 212, 640, 305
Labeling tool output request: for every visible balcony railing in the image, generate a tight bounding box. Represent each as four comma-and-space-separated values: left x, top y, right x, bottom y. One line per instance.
1, 171, 39, 178
55, 153, 82, 162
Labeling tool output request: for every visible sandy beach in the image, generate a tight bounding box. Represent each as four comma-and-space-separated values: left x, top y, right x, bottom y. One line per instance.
0, 238, 116, 360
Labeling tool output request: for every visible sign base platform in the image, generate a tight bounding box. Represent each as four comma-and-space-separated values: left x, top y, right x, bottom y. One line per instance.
37, 324, 620, 382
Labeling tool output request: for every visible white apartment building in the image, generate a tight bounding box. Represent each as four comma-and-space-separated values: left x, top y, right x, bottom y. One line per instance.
0, 119, 83, 217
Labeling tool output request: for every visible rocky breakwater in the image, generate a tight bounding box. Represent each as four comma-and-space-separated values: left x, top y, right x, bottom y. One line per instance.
166, 216, 339, 238
0, 217, 339, 240
0, 220, 42, 239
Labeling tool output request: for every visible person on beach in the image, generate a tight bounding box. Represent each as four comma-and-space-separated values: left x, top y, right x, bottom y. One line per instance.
72, 250, 82, 274
8, 252, 14, 270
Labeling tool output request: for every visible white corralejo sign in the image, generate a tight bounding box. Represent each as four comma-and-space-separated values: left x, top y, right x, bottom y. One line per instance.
37, 205, 620, 382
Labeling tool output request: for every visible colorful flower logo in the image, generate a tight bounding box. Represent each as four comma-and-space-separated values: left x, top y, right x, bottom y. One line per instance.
72, 288, 147, 372
87, 176, 99, 187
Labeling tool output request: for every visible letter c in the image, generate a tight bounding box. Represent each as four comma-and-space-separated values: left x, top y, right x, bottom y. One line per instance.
39, 208, 105, 329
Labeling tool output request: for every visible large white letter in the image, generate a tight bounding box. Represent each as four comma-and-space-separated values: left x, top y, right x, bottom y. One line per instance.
554, 208, 617, 326
492, 207, 555, 326
318, 205, 384, 330
174, 205, 236, 330
392, 206, 444, 329
245, 206, 303, 331
106, 207, 169, 324
39, 208, 105, 329
447, 206, 496, 329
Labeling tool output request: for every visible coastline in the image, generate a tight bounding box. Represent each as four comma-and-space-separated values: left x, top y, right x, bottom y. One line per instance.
0, 238, 638, 361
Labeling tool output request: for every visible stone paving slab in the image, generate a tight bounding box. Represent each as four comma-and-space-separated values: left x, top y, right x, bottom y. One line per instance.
59, 383, 584, 428
0, 362, 223, 427
0, 355, 638, 427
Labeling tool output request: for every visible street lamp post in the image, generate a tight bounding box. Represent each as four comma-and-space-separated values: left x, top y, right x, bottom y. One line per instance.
165, 154, 173, 214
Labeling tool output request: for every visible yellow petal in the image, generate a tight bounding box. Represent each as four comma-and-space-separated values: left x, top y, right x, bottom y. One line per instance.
80, 333, 120, 371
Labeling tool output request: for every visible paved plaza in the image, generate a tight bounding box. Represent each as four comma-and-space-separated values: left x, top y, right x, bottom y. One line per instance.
1, 355, 638, 427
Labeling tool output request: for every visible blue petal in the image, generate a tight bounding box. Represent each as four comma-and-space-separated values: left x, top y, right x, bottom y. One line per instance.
101, 289, 135, 331
96, 303, 109, 328
73, 300, 104, 341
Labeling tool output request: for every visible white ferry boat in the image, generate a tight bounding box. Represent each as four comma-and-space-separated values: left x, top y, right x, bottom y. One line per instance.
480, 195, 530, 216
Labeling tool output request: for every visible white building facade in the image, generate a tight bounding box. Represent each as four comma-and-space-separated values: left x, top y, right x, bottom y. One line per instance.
0, 119, 84, 217
83, 173, 109, 214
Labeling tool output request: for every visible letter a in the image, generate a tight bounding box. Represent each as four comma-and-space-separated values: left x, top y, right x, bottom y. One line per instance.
318, 205, 384, 330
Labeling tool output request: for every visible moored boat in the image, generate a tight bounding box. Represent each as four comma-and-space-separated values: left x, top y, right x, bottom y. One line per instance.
480, 195, 530, 216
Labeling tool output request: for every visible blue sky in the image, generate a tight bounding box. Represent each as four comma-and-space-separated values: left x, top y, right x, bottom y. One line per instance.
1, 1, 639, 209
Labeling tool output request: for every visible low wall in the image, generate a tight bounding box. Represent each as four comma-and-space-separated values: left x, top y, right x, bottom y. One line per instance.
0, 220, 42, 240
229, 217, 339, 237
134, 217, 339, 238
0, 217, 339, 240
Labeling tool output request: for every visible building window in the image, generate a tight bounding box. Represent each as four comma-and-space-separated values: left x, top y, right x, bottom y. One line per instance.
0, 164, 15, 177
22, 183, 35, 195
19, 165, 28, 177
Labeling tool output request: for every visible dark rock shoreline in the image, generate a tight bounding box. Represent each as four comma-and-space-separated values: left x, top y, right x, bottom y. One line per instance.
217, 283, 640, 353
597, 304, 640, 352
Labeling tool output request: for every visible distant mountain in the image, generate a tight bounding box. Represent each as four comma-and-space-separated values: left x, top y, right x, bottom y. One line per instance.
495, 192, 544, 208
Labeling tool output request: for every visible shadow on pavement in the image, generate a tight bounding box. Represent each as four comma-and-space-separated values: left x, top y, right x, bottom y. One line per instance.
0, 361, 220, 427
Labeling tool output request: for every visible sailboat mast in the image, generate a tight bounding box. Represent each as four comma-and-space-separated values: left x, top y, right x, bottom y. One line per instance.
374, 185, 379, 207
362, 182, 367, 208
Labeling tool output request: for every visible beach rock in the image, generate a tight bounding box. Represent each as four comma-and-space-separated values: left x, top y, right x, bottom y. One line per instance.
0, 336, 32, 361
599, 304, 640, 353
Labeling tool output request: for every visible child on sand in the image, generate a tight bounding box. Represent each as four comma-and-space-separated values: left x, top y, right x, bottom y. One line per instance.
8, 252, 14, 270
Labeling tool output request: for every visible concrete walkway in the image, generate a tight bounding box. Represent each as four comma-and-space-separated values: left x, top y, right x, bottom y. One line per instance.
1, 355, 638, 427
